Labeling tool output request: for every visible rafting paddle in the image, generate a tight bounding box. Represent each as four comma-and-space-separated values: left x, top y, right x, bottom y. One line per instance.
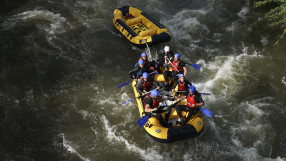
121, 95, 143, 105
185, 63, 200, 70
118, 81, 131, 88
137, 115, 149, 128
176, 91, 211, 95
180, 99, 213, 118
200, 108, 213, 118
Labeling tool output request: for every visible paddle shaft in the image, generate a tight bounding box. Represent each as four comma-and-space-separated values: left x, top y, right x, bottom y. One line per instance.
167, 57, 179, 72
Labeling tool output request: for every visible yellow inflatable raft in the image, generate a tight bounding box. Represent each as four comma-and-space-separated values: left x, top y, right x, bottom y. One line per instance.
113, 6, 171, 46
132, 77, 204, 143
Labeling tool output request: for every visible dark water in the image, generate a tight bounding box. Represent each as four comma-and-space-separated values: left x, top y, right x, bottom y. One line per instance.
1, 0, 286, 160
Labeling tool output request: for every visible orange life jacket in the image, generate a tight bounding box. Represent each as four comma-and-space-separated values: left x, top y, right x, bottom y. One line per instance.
178, 81, 188, 91
140, 78, 151, 90
172, 60, 183, 71
186, 94, 196, 108
143, 95, 159, 109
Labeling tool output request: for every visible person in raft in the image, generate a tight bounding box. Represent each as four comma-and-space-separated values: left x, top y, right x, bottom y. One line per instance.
143, 89, 168, 127
175, 85, 204, 125
137, 53, 150, 68
163, 53, 187, 89
172, 74, 192, 99
136, 72, 159, 97
128, 59, 153, 82
155, 46, 174, 72
137, 52, 157, 75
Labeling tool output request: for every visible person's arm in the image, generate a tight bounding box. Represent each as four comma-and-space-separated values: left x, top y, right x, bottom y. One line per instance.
180, 61, 187, 76
128, 67, 138, 79
144, 98, 158, 112
172, 82, 178, 91
194, 94, 205, 107
144, 104, 158, 112
183, 67, 187, 76
186, 80, 192, 87
136, 79, 143, 95
165, 56, 169, 65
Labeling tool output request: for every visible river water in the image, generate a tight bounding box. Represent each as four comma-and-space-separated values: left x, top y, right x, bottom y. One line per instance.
1, 0, 286, 160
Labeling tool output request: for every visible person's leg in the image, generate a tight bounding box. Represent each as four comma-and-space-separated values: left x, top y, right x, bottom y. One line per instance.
175, 105, 185, 119
164, 106, 172, 123
163, 71, 171, 88
153, 113, 166, 126
169, 71, 178, 88
184, 108, 195, 123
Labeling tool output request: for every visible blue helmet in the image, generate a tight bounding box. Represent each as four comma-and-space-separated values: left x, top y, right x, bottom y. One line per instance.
175, 53, 180, 58
189, 85, 196, 93
142, 72, 148, 78
141, 53, 147, 57
138, 59, 144, 65
151, 90, 159, 97
178, 74, 184, 79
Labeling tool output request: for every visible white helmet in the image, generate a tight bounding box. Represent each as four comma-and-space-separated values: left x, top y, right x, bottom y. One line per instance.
164, 46, 170, 52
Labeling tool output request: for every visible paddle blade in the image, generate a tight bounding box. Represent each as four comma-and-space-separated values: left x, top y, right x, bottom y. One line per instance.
192, 64, 200, 70
200, 93, 211, 95
137, 115, 149, 128
201, 108, 213, 118
121, 99, 134, 105
118, 81, 131, 88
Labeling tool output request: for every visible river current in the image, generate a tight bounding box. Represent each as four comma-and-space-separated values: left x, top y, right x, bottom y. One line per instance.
1, 0, 286, 161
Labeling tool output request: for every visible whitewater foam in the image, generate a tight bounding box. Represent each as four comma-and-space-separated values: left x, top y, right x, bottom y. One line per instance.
195, 47, 264, 101
1, 10, 68, 35
282, 76, 286, 87
60, 133, 90, 161
101, 115, 163, 161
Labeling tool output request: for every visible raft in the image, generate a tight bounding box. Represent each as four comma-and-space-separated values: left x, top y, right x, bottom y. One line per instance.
113, 6, 171, 46
132, 77, 204, 143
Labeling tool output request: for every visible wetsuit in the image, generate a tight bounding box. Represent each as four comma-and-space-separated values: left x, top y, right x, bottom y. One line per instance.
163, 60, 186, 89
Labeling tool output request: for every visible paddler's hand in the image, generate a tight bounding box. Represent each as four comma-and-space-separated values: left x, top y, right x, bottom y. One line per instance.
133, 78, 137, 82
152, 107, 158, 112
171, 89, 175, 92
156, 86, 160, 90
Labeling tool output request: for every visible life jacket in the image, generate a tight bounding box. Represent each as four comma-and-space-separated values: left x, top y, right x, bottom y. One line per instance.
178, 81, 188, 91
186, 94, 196, 108
138, 57, 150, 67
172, 60, 183, 71
140, 78, 151, 90
143, 95, 159, 109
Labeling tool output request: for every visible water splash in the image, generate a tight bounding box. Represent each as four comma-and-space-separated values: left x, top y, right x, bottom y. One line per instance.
60, 133, 90, 161
101, 115, 163, 161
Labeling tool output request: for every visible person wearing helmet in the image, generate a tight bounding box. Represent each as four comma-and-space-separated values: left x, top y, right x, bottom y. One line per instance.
175, 85, 205, 125
137, 53, 150, 67
143, 89, 167, 126
128, 59, 153, 82
163, 53, 187, 89
172, 74, 192, 98
155, 45, 174, 72
136, 72, 159, 96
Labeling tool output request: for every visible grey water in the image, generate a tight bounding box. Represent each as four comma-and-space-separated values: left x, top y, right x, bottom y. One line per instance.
1, 0, 286, 160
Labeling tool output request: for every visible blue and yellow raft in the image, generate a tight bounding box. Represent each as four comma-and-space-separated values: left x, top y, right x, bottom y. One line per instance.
113, 6, 171, 46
